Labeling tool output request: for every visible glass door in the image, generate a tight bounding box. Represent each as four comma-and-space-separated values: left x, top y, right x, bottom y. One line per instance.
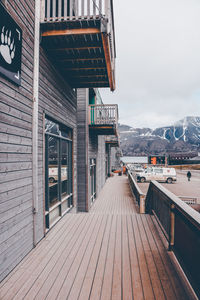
45, 117, 73, 230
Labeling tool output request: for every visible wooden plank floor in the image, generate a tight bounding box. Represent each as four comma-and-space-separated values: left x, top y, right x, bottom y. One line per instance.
0, 176, 192, 300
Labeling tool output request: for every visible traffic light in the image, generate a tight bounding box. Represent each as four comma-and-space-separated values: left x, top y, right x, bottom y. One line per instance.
151, 157, 157, 165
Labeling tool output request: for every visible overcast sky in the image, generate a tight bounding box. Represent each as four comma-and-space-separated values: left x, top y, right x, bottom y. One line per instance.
101, 0, 200, 129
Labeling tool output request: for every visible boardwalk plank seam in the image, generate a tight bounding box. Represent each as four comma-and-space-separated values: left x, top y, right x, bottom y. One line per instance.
5, 215, 88, 300
141, 215, 177, 299
77, 215, 109, 300
44, 214, 97, 300
136, 214, 166, 299
0, 176, 192, 300
0, 214, 76, 297
25, 215, 92, 299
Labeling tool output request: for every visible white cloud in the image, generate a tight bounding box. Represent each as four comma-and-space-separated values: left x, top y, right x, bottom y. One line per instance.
101, 0, 200, 128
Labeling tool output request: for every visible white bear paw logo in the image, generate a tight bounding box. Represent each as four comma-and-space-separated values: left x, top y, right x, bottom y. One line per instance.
0, 26, 15, 64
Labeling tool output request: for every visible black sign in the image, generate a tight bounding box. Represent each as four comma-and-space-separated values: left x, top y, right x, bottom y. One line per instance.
0, 4, 22, 85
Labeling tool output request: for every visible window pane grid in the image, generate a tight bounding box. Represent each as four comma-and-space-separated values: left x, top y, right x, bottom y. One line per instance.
45, 117, 73, 230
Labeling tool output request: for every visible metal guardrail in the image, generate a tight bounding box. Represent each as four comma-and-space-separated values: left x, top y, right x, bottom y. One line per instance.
89, 104, 118, 127
145, 180, 200, 298
128, 170, 146, 214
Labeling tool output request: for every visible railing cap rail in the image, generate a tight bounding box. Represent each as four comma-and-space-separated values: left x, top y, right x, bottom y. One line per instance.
128, 170, 145, 197
149, 180, 200, 228
89, 104, 118, 107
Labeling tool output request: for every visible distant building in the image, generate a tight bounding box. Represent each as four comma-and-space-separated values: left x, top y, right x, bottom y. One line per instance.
121, 156, 148, 164
168, 152, 199, 165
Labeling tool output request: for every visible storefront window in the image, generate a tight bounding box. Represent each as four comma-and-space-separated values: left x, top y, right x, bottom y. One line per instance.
45, 117, 73, 230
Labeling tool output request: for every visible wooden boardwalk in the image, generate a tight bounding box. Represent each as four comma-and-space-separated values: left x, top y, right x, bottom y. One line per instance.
0, 176, 192, 300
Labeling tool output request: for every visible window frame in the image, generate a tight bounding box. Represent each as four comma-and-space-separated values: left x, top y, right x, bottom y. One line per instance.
45, 118, 73, 231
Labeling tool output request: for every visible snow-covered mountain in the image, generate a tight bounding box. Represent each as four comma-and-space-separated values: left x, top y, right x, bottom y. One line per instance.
119, 117, 200, 156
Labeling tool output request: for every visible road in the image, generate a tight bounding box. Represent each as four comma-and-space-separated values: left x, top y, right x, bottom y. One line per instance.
138, 170, 200, 203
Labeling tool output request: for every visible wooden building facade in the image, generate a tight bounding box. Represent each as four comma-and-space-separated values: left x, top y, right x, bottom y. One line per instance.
0, 0, 117, 282
77, 88, 119, 211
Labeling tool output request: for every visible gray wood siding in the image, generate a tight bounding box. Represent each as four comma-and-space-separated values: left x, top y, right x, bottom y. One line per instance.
37, 48, 77, 241
77, 88, 89, 212
0, 0, 35, 282
77, 88, 107, 212
96, 136, 106, 194
110, 147, 118, 169
0, 0, 77, 282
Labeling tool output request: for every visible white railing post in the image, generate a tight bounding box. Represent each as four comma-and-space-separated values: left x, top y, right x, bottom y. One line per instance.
99, 0, 102, 15
52, 0, 56, 21
104, 0, 109, 18
81, 0, 85, 18
64, 0, 68, 20
46, 0, 51, 21
70, 0, 73, 19
40, 0, 45, 22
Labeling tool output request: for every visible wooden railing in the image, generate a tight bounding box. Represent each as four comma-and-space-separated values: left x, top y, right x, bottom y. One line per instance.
89, 104, 118, 127
128, 171, 146, 214
146, 180, 200, 298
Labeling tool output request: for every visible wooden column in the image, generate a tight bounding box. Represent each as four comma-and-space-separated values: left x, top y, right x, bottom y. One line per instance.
140, 195, 146, 214
32, 0, 41, 246
169, 203, 175, 251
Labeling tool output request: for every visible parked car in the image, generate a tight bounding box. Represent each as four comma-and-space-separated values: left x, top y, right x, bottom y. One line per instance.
128, 164, 144, 173
49, 166, 67, 183
136, 167, 177, 183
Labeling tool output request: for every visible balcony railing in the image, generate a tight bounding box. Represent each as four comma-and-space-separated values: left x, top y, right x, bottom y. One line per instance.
40, 0, 116, 90
146, 180, 200, 298
41, 0, 107, 21
89, 104, 118, 135
105, 135, 119, 146
89, 104, 118, 125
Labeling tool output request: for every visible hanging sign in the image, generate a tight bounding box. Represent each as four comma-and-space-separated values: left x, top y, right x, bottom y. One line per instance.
0, 4, 22, 85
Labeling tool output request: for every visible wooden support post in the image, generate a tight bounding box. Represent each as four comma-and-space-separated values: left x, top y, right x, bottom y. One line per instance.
88, 105, 91, 124
104, 0, 108, 18
32, 0, 41, 246
101, 33, 115, 91
169, 203, 175, 251
140, 195, 145, 214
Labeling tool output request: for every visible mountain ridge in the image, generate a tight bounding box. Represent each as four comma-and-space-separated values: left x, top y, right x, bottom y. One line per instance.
119, 116, 200, 156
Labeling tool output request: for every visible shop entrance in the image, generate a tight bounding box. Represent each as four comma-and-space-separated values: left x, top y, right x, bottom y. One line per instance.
45, 117, 73, 230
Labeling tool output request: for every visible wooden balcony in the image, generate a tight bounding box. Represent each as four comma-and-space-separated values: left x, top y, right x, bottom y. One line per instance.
105, 134, 119, 147
0, 176, 196, 300
40, 0, 116, 90
89, 104, 118, 135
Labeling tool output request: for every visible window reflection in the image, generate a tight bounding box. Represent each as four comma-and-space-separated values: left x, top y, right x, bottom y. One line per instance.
48, 136, 59, 208
45, 117, 73, 229
61, 140, 68, 200
45, 118, 72, 139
